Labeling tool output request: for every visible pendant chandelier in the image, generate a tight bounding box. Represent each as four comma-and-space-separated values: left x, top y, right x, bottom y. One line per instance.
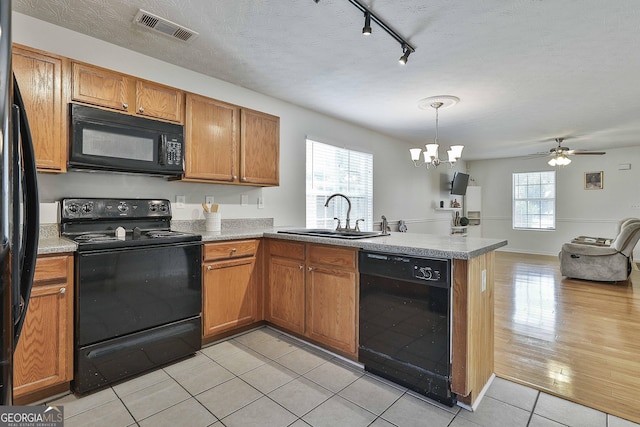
410, 96, 463, 169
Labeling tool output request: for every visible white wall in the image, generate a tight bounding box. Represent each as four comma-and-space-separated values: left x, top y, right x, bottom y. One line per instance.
14, 13, 458, 232
467, 145, 640, 257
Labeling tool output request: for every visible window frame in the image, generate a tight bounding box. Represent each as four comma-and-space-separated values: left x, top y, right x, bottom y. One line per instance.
512, 170, 556, 231
305, 138, 373, 230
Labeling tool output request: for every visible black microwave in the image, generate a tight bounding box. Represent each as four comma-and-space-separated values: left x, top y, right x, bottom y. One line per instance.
69, 104, 185, 176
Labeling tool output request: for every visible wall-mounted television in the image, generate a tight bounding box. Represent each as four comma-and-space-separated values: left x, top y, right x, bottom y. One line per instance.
450, 172, 470, 196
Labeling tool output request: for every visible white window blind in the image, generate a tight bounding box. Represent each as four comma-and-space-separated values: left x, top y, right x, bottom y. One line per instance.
512, 171, 556, 230
306, 139, 373, 230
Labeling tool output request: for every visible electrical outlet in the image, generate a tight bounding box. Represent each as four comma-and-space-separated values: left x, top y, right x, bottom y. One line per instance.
258, 196, 264, 209
481, 269, 487, 292
175, 195, 185, 208
205, 196, 214, 205
241, 194, 249, 206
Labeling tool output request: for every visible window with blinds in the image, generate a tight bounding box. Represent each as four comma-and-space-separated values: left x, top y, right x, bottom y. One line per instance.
306, 139, 373, 230
512, 171, 556, 230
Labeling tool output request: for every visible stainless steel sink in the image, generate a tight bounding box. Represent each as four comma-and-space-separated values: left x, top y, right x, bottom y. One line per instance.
277, 228, 385, 239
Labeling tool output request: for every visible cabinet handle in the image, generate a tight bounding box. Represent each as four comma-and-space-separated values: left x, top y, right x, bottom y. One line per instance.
139, 106, 144, 113
241, 177, 247, 182
299, 265, 303, 270
207, 265, 212, 270
123, 103, 128, 109
308, 267, 313, 272
233, 175, 238, 180
59, 287, 66, 294
231, 248, 237, 253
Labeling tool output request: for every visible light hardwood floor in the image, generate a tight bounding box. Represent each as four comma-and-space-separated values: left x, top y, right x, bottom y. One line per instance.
494, 251, 640, 424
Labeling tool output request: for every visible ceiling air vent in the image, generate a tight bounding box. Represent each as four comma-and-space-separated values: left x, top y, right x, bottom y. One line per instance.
133, 9, 198, 43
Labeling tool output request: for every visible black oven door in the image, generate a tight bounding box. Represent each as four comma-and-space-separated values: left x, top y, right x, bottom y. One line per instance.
76, 242, 201, 347
69, 103, 184, 176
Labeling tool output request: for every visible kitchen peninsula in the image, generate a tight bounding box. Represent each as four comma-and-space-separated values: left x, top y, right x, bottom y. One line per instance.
35, 225, 506, 409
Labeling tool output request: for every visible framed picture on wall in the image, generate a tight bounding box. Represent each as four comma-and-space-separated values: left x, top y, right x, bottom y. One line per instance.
584, 171, 603, 190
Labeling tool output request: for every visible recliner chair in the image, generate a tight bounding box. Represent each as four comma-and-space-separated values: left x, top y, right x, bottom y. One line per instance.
559, 221, 640, 282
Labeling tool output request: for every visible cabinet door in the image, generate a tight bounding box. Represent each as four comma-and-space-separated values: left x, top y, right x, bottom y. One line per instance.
12, 45, 65, 172
240, 108, 279, 186
306, 264, 358, 356
71, 62, 129, 111
268, 256, 305, 334
203, 257, 258, 338
136, 80, 184, 123
13, 256, 73, 401
185, 93, 239, 182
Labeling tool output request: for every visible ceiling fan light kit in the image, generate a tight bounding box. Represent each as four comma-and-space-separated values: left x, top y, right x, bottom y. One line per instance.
410, 96, 463, 169
546, 137, 605, 167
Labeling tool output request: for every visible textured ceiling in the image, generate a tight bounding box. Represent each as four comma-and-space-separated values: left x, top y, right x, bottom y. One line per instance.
13, 0, 640, 160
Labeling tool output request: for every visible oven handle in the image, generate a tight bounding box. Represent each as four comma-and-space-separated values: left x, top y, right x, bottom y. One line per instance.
77, 240, 202, 255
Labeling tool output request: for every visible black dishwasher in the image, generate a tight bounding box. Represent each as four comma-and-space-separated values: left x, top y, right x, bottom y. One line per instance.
359, 251, 455, 406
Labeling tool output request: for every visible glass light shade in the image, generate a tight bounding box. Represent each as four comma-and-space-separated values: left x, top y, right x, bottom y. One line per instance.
559, 155, 571, 166
548, 157, 557, 166
450, 145, 464, 159
425, 143, 439, 159
447, 150, 457, 163
409, 148, 422, 161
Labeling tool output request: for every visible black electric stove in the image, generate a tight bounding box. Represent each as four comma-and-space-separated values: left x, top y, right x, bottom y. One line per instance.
61, 198, 201, 250
60, 198, 202, 394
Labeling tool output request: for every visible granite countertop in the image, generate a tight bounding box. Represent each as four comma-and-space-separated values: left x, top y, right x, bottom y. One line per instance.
38, 220, 507, 260
38, 237, 77, 255
263, 231, 507, 260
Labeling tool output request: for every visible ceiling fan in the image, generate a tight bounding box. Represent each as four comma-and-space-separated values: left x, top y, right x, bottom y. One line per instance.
546, 137, 606, 166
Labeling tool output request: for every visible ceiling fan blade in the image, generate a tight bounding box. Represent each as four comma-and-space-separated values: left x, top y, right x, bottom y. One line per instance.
568, 151, 606, 155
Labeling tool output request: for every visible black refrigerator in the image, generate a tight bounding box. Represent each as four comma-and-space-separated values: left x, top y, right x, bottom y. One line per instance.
0, 1, 40, 405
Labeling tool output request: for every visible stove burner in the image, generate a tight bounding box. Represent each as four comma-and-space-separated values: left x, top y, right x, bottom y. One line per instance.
75, 233, 111, 241
146, 231, 184, 238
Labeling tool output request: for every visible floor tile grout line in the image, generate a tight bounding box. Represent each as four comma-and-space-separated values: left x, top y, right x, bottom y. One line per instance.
525, 391, 541, 427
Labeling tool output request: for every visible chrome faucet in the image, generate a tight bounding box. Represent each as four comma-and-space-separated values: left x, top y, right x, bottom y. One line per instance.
381, 215, 389, 234
325, 193, 352, 231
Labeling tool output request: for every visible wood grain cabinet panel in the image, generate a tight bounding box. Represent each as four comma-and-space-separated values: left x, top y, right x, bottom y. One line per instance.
12, 45, 66, 172
203, 257, 258, 338
240, 108, 280, 186
265, 240, 358, 358
71, 62, 129, 111
202, 240, 261, 341
265, 240, 305, 334
306, 263, 358, 355
135, 80, 184, 123
13, 254, 73, 404
184, 93, 239, 181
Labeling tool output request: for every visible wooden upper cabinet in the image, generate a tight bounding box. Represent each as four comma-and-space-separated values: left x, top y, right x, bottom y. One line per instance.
184, 93, 238, 181
13, 255, 74, 404
71, 62, 129, 111
72, 62, 184, 123
12, 45, 66, 172
240, 108, 280, 186
136, 80, 184, 123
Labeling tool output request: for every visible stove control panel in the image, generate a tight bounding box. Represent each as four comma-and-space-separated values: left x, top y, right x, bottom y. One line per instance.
62, 198, 172, 220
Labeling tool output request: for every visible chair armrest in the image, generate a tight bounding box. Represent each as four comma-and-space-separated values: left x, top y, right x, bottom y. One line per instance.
561, 243, 619, 256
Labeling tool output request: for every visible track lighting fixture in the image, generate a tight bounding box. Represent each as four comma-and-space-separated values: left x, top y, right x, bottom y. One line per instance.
399, 45, 411, 65
314, 0, 416, 64
362, 11, 372, 35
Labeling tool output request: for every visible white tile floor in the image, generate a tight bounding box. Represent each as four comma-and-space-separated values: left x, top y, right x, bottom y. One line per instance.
47, 326, 640, 427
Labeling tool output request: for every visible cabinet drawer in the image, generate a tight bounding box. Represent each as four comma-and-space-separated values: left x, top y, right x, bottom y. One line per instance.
33, 256, 69, 284
268, 240, 305, 261
204, 240, 257, 261
308, 244, 357, 270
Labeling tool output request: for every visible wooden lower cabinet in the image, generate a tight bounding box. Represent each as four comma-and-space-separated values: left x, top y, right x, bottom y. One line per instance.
13, 254, 74, 404
202, 240, 260, 342
267, 255, 306, 334
266, 239, 358, 358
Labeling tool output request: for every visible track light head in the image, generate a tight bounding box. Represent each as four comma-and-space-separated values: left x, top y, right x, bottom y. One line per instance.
362, 11, 372, 35
399, 45, 411, 65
